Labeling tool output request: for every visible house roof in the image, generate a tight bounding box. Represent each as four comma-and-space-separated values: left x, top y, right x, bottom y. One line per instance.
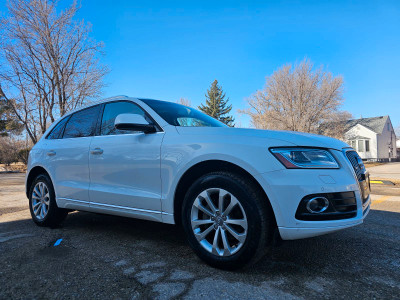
344, 116, 389, 134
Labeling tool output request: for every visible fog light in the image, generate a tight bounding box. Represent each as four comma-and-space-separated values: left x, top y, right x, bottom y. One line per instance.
306, 197, 330, 213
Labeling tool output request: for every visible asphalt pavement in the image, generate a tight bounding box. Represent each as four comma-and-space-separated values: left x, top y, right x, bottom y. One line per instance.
1, 173, 399, 299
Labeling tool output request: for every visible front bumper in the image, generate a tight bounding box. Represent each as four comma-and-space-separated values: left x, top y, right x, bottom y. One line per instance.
254, 149, 370, 240
279, 195, 370, 240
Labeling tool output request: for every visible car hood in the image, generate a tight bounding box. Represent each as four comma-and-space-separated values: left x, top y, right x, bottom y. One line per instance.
175, 127, 350, 150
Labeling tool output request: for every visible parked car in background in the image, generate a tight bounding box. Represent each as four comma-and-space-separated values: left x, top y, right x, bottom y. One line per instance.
26, 96, 371, 269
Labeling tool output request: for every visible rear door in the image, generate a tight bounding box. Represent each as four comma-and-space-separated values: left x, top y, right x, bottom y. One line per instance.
44, 105, 101, 208
88, 101, 164, 214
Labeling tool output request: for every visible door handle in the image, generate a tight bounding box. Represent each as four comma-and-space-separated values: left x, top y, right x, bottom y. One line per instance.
90, 148, 103, 155
47, 150, 56, 156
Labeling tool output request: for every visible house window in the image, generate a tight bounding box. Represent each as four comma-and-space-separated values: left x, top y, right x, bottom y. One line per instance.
365, 140, 370, 152
350, 140, 356, 149
358, 140, 364, 152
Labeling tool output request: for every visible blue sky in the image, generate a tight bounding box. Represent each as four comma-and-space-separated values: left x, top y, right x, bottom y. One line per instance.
2, 0, 400, 128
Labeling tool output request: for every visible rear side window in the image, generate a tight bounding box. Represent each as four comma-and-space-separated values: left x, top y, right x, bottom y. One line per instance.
100, 101, 147, 136
47, 117, 70, 139
63, 105, 101, 138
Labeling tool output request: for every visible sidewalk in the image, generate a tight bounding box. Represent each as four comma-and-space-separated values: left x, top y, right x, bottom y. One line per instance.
366, 162, 400, 180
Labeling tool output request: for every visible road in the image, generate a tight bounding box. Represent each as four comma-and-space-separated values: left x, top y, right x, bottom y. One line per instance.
367, 162, 400, 180
1, 173, 399, 299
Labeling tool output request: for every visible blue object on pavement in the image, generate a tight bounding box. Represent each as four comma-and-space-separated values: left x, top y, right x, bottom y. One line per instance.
54, 239, 63, 246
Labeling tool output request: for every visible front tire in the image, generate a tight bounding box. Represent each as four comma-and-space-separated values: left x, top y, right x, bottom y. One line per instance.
182, 172, 274, 270
29, 174, 68, 227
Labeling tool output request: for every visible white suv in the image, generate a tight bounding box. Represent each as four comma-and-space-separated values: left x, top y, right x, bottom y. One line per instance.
26, 96, 371, 269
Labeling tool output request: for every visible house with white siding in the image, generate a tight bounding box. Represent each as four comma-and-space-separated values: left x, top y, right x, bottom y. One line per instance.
343, 116, 397, 161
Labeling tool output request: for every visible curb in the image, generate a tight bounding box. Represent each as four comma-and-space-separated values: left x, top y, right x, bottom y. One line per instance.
370, 180, 395, 185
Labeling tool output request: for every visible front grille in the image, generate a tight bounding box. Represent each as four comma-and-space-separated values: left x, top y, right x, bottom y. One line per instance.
345, 150, 370, 204
295, 192, 357, 221
345, 150, 365, 181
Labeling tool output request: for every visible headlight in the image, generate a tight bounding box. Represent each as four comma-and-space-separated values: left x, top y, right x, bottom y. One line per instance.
270, 148, 339, 169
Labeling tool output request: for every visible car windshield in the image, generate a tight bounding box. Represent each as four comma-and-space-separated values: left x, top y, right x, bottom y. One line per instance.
140, 99, 227, 127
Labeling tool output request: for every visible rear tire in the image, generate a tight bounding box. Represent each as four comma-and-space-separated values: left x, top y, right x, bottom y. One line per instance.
29, 174, 68, 227
181, 171, 274, 270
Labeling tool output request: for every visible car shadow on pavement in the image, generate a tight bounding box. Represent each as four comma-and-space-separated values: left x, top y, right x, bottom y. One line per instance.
1, 208, 399, 299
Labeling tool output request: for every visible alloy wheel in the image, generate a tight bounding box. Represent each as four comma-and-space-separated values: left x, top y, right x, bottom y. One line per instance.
190, 188, 248, 256
31, 182, 50, 220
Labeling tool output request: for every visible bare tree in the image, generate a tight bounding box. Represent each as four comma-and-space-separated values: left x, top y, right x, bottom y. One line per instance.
177, 97, 191, 107
395, 124, 400, 137
0, 0, 107, 143
0, 136, 21, 167
318, 110, 353, 139
240, 59, 348, 134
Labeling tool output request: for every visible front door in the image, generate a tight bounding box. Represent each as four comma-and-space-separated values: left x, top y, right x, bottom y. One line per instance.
88, 101, 164, 214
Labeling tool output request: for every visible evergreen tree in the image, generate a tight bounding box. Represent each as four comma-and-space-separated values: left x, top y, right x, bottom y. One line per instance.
199, 80, 235, 126
0, 97, 10, 136
0, 96, 21, 136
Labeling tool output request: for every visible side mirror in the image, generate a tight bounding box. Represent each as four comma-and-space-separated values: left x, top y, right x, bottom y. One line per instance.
114, 114, 157, 134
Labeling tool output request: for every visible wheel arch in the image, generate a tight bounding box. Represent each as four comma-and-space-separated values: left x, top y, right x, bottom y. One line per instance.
26, 166, 51, 198
173, 159, 276, 227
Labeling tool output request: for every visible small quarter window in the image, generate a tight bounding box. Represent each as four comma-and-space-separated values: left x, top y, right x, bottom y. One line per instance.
47, 117, 69, 139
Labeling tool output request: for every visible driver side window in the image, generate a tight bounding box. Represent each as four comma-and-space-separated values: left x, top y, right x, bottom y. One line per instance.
100, 101, 147, 136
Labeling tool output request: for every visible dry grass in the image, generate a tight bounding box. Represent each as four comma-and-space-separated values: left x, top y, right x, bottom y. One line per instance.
364, 162, 386, 168
0, 162, 27, 173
